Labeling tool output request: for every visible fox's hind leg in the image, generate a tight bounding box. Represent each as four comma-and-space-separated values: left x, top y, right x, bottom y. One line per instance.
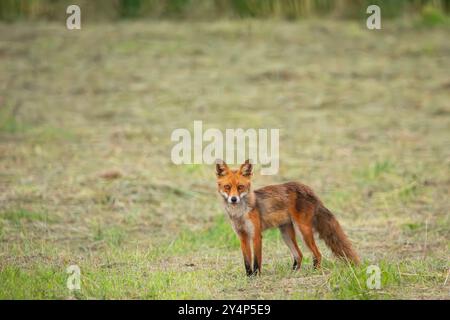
279, 223, 303, 270
297, 223, 322, 269
289, 205, 322, 269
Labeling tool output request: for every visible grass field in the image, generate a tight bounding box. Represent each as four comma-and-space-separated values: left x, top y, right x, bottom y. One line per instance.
0, 19, 449, 299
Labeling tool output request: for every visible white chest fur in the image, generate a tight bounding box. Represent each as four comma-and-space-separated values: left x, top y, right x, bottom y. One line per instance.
223, 203, 254, 237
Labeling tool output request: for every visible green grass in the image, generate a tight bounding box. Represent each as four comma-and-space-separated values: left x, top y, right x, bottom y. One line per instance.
1, 209, 54, 226
0, 19, 449, 299
0, 246, 447, 299
0, 104, 23, 133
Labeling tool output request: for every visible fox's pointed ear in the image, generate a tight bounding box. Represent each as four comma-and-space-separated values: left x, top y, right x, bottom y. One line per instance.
215, 159, 229, 177
239, 159, 253, 177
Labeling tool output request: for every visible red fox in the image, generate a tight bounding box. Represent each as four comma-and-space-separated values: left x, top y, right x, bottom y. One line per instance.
216, 159, 359, 276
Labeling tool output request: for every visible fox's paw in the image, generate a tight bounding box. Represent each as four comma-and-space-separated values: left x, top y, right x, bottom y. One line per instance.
246, 269, 260, 277
292, 259, 302, 271
313, 258, 321, 269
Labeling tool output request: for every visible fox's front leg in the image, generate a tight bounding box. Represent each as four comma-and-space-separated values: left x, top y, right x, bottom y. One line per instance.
249, 210, 262, 275
239, 233, 253, 276
252, 231, 262, 275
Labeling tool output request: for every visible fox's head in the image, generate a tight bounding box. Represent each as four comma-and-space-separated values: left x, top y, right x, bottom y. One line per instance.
216, 159, 253, 204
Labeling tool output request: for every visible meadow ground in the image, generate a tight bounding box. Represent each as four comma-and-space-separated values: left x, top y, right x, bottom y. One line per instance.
0, 19, 449, 299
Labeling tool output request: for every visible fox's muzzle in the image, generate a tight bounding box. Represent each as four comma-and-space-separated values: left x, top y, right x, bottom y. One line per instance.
221, 191, 248, 204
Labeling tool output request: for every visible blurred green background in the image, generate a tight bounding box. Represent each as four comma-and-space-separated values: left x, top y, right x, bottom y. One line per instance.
0, 0, 449, 21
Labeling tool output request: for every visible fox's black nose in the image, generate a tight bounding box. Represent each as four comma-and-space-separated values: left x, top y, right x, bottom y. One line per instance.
230, 196, 237, 203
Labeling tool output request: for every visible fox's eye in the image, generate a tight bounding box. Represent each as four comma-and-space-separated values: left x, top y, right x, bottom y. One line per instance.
224, 185, 231, 191
238, 185, 245, 191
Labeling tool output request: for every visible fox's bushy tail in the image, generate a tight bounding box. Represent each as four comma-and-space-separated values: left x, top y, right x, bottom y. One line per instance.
313, 205, 360, 264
